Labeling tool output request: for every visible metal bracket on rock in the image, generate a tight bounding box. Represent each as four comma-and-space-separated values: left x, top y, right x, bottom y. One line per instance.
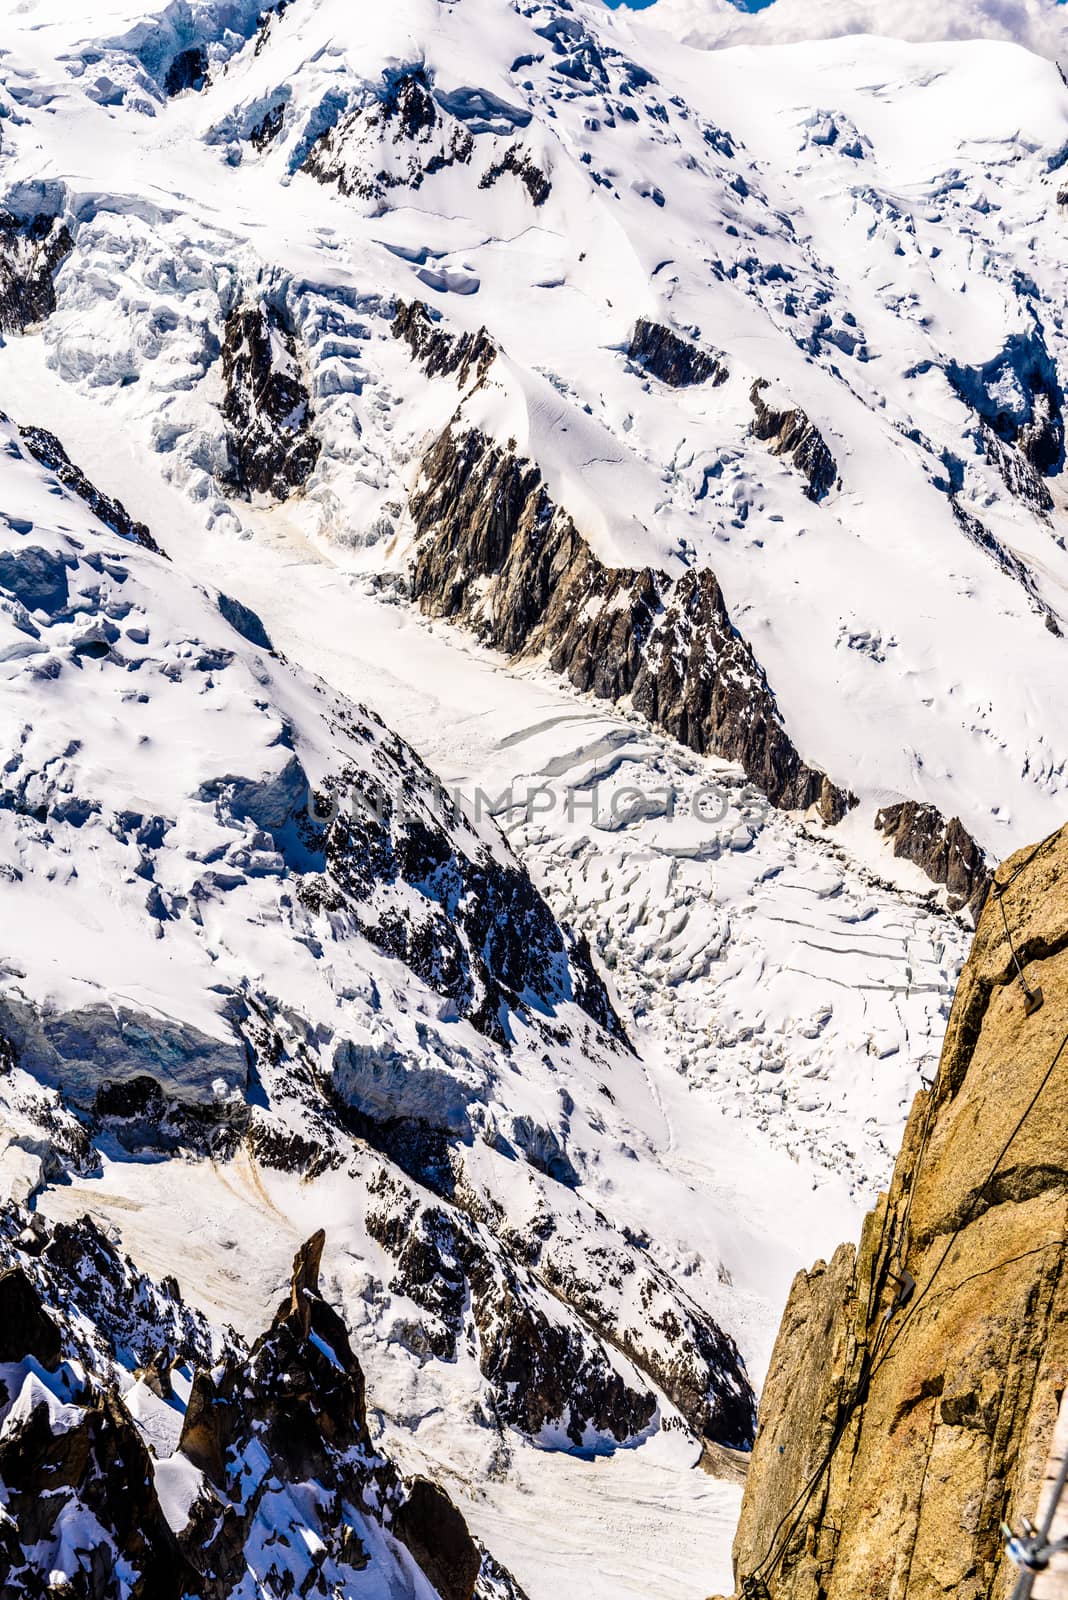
1023, 984, 1045, 1018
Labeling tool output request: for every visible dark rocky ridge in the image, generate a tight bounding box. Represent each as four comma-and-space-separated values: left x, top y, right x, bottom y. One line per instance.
239, 1031, 755, 1455
718, 823, 1068, 1600
0, 1207, 240, 1377
628, 318, 729, 388
951, 497, 1061, 634
253, 0, 292, 59
394, 298, 498, 389
394, 316, 1003, 907
1, 1374, 199, 1599
18, 424, 166, 555
365, 1164, 657, 1444
363, 1161, 757, 1450
479, 144, 552, 206
979, 420, 1055, 514
409, 423, 851, 824
229, 997, 758, 1454
531, 1212, 757, 1449
0, 1215, 520, 1600
302, 70, 549, 213
750, 378, 839, 501
876, 800, 993, 917
238, 1023, 754, 1457
304, 69, 474, 204
946, 330, 1066, 527
0, 1264, 63, 1366
250, 100, 285, 151
220, 987, 755, 1460
294, 720, 625, 1049
220, 301, 321, 499
0, 212, 74, 335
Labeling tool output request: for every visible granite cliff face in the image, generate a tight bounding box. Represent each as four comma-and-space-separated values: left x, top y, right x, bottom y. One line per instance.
875, 802, 993, 918
409, 420, 851, 826
220, 301, 321, 500
627, 319, 729, 390
722, 822, 1068, 1600
749, 380, 839, 503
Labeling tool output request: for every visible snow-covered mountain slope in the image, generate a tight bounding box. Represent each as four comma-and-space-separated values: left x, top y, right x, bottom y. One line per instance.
0, 0, 1065, 1594
0, 394, 782, 1478
2, 0, 1067, 895
0, 387, 764, 1599
0, 355, 964, 1596
0, 373, 966, 1593
0, 405, 619, 1086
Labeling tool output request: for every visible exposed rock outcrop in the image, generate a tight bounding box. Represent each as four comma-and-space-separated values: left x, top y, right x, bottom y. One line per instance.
302, 71, 548, 216
951, 498, 1062, 634
876, 800, 993, 916
164, 46, 209, 97
393, 299, 498, 389
250, 101, 285, 151
628, 318, 729, 388
36, 1209, 236, 1372
0, 1213, 522, 1600
948, 331, 1065, 482
297, 729, 625, 1049
0, 1265, 62, 1366
363, 1164, 729, 1451
18, 425, 165, 555
0, 1208, 238, 1598
253, 0, 292, 58
720, 821, 1068, 1600
240, 988, 757, 1449
220, 301, 321, 500
479, 144, 552, 207
0, 212, 74, 334
304, 69, 473, 205
0, 1376, 198, 1600
252, 1030, 754, 1454
979, 421, 1055, 515
394, 1479, 482, 1600
410, 424, 850, 823
750, 378, 839, 501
